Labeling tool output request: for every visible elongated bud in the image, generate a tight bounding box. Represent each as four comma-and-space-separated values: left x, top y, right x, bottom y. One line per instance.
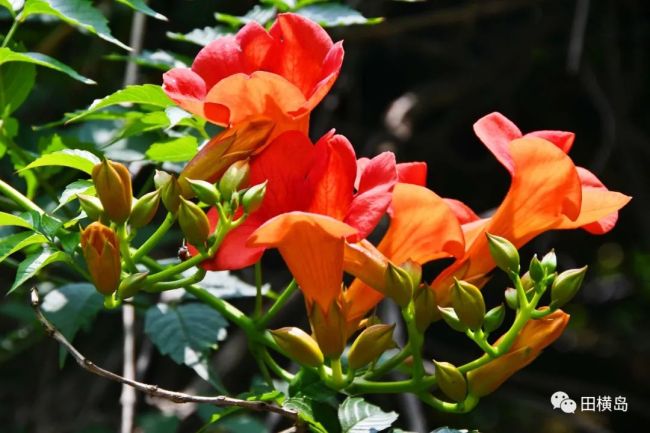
178, 197, 210, 246
271, 327, 324, 367
529, 254, 544, 283
219, 159, 250, 201
414, 285, 438, 332
434, 361, 467, 403
242, 181, 267, 214
483, 304, 506, 333
437, 306, 467, 332
504, 288, 518, 310
550, 266, 587, 309
117, 272, 149, 300
452, 279, 485, 330
186, 178, 220, 204
154, 170, 182, 213
385, 263, 413, 307
92, 160, 132, 224
77, 194, 104, 221
81, 222, 121, 295
520, 272, 534, 291
401, 260, 422, 288
541, 250, 557, 274
309, 301, 347, 359
348, 324, 396, 370
129, 190, 161, 228
486, 233, 520, 274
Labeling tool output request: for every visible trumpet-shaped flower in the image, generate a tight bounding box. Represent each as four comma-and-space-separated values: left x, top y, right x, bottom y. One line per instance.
163, 13, 343, 140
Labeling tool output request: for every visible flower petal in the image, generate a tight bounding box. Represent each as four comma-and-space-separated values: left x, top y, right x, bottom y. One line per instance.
473, 112, 522, 173
525, 130, 575, 154
248, 212, 357, 311
443, 198, 481, 225
162, 68, 207, 117
396, 161, 427, 186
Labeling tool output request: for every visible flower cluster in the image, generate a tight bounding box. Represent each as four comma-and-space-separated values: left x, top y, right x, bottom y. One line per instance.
160, 13, 630, 404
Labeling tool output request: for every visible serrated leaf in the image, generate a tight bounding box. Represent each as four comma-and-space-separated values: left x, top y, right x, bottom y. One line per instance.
0, 48, 96, 84
295, 3, 383, 27
0, 58, 36, 116
0, 211, 33, 229
104, 49, 188, 71
283, 397, 328, 433
167, 26, 233, 46
165, 106, 192, 128
22, 0, 130, 50
116, 0, 167, 21
144, 303, 227, 380
146, 136, 198, 163
21, 149, 100, 174
339, 397, 398, 433
216, 5, 277, 27
40, 283, 103, 365
0, 232, 47, 264
55, 179, 94, 211
9, 248, 68, 294
190, 270, 270, 299
66, 84, 173, 123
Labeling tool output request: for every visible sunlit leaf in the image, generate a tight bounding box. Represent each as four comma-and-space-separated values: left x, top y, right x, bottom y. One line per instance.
0, 48, 96, 84
0, 232, 47, 264
0, 0, 24, 16
104, 49, 188, 71
0, 55, 35, 115
22, 0, 130, 50
167, 26, 232, 47
115, 0, 167, 21
338, 397, 398, 433
21, 149, 100, 175
9, 248, 68, 294
0, 211, 33, 229
295, 3, 383, 27
66, 84, 173, 123
55, 179, 94, 211
146, 136, 198, 163
215, 5, 277, 27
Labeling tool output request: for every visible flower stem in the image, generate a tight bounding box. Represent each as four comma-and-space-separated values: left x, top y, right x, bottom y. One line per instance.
132, 212, 175, 262
257, 279, 298, 329
254, 260, 263, 319
1, 16, 20, 48
330, 358, 345, 388
0, 178, 44, 214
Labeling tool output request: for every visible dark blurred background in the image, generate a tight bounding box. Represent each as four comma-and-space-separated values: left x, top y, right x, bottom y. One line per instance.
1, 0, 649, 432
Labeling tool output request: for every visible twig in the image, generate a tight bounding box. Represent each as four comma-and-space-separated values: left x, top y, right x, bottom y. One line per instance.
30, 288, 302, 425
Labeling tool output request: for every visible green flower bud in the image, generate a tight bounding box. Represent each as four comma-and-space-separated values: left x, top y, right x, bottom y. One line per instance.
154, 170, 182, 213
218, 159, 250, 201
486, 233, 520, 274
129, 190, 161, 228
401, 259, 422, 289
483, 304, 506, 333
520, 272, 534, 291
178, 197, 210, 246
348, 324, 397, 370
186, 178, 220, 204
271, 327, 324, 367
77, 194, 104, 221
437, 306, 467, 332
242, 181, 267, 214
117, 272, 149, 300
452, 279, 486, 330
384, 262, 414, 307
550, 266, 587, 309
433, 360, 467, 403
92, 159, 133, 224
504, 288, 518, 310
413, 284, 438, 333
541, 250, 557, 274
529, 254, 545, 283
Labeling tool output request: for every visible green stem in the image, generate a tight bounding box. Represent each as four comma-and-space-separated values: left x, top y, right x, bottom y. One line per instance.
260, 348, 294, 382
132, 212, 175, 262
118, 224, 137, 273
146, 268, 206, 292
330, 358, 345, 389
418, 392, 479, 414
1, 16, 20, 48
403, 303, 424, 381
0, 178, 44, 214
364, 343, 411, 379
257, 279, 298, 329
254, 260, 263, 319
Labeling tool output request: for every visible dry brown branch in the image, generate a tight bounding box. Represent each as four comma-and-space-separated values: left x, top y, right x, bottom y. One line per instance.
29, 288, 303, 429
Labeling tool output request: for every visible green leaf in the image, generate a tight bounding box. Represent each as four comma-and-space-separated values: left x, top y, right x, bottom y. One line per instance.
22, 0, 130, 50
40, 283, 103, 365
187, 270, 271, 299
137, 412, 180, 433
9, 248, 68, 294
0, 0, 24, 16
0, 232, 47, 264
145, 136, 198, 163
104, 49, 188, 71
115, 0, 167, 21
167, 26, 233, 47
216, 5, 277, 27
66, 84, 173, 123
295, 3, 383, 27
55, 179, 94, 211
144, 303, 228, 381
218, 415, 269, 433
21, 149, 100, 174
0, 55, 36, 115
283, 397, 328, 433
0, 48, 96, 84
0, 211, 33, 229
338, 397, 398, 433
